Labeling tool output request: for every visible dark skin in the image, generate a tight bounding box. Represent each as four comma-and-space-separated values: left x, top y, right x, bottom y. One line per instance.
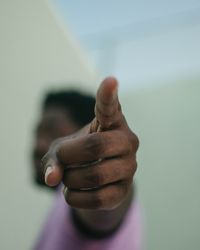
41, 77, 139, 234
33, 108, 80, 186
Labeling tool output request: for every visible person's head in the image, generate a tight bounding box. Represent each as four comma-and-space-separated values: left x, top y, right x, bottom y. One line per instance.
32, 90, 95, 187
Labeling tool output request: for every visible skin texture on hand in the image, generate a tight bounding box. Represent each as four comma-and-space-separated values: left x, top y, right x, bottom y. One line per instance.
41, 77, 139, 233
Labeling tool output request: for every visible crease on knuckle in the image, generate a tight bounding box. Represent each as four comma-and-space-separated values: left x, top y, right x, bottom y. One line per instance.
95, 106, 115, 128
96, 104, 117, 118
85, 167, 105, 187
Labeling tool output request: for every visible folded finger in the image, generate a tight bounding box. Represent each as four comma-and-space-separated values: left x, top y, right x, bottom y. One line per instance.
63, 156, 137, 189
41, 153, 63, 187
57, 130, 132, 166
63, 181, 132, 210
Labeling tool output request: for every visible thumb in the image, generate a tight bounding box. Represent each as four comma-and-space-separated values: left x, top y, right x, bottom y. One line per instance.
95, 77, 123, 130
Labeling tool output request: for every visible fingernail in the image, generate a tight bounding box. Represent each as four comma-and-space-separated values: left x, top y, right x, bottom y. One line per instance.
112, 85, 118, 100
45, 166, 54, 185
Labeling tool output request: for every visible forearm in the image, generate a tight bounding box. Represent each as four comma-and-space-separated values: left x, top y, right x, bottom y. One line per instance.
72, 184, 134, 236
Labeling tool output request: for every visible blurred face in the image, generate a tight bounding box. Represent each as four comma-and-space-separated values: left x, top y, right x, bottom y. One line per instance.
32, 107, 79, 186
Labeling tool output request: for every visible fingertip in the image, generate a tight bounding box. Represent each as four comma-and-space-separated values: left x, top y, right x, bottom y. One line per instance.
45, 165, 63, 187
102, 76, 118, 92
99, 77, 119, 104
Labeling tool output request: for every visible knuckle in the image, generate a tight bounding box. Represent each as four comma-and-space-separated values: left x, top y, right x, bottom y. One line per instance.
95, 106, 115, 128
56, 145, 64, 162
129, 132, 140, 152
101, 119, 112, 129
122, 157, 137, 180
129, 157, 138, 176
126, 165, 135, 179
96, 103, 114, 118
92, 192, 104, 209
54, 139, 68, 161
86, 168, 105, 187
50, 138, 63, 155
86, 133, 104, 158
130, 160, 137, 176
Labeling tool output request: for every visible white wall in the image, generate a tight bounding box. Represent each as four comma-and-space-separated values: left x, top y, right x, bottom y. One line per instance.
0, 1, 98, 249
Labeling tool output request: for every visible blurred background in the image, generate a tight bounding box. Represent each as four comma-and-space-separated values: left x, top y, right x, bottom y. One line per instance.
0, 0, 199, 249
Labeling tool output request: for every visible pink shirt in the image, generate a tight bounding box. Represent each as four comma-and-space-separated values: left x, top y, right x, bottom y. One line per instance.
34, 189, 142, 250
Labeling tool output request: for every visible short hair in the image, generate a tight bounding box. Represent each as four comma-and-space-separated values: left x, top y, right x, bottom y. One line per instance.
42, 90, 95, 127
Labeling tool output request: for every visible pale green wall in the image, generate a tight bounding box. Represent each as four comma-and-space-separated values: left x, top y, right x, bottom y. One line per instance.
121, 79, 200, 250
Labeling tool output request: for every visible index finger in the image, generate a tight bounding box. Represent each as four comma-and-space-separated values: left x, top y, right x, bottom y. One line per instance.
95, 77, 123, 130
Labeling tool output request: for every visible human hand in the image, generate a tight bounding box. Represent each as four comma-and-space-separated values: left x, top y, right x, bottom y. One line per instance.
41, 77, 139, 210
